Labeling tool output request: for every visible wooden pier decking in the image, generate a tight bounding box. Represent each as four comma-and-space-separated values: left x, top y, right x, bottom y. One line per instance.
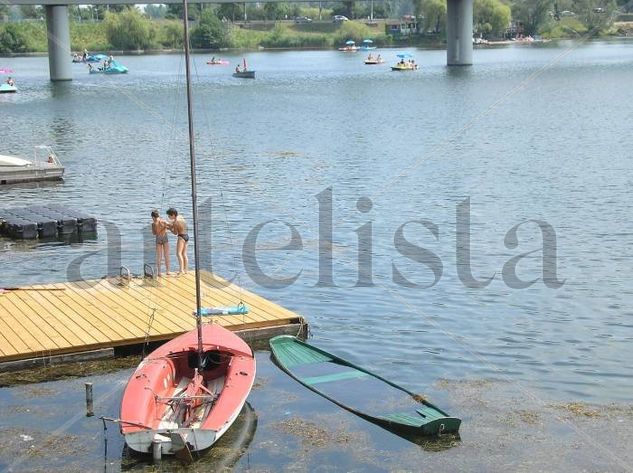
0, 271, 305, 366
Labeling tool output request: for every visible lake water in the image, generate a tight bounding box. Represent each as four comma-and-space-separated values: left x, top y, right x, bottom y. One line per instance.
1, 40, 633, 470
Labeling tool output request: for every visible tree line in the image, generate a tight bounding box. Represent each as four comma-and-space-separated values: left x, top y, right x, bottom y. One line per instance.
416, 0, 630, 38
1, 1, 632, 53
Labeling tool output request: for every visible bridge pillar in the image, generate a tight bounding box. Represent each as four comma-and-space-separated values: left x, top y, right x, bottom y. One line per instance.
446, 0, 473, 66
45, 5, 72, 81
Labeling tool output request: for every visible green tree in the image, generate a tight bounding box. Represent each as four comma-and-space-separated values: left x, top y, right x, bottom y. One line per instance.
511, 0, 554, 35
0, 23, 31, 53
419, 0, 447, 34
19, 5, 44, 20
343, 1, 355, 18
104, 8, 155, 50
264, 2, 290, 21
191, 8, 230, 48
413, 0, 424, 19
158, 21, 183, 48
145, 4, 167, 19
216, 3, 243, 22
166, 3, 203, 20
474, 0, 511, 37
573, 0, 617, 31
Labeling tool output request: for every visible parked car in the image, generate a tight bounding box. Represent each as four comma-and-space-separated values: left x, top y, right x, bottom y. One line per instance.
295, 16, 313, 24
332, 15, 350, 23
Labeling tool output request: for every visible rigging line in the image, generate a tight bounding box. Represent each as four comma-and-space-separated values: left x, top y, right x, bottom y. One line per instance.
238, 212, 632, 471
370, 27, 602, 201
161, 53, 187, 208
142, 306, 157, 358
142, 56, 186, 340
191, 48, 245, 306
181, 0, 205, 362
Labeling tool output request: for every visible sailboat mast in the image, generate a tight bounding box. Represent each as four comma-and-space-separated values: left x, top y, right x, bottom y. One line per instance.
181, 0, 204, 364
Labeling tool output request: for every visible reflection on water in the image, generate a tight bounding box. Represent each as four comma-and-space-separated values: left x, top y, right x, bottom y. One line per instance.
120, 402, 258, 472
1, 42, 633, 415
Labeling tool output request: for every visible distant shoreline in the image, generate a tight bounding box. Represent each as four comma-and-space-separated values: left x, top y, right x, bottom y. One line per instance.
2, 36, 633, 58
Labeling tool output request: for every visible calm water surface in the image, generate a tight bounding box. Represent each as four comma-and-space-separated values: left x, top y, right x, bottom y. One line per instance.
1, 40, 633, 469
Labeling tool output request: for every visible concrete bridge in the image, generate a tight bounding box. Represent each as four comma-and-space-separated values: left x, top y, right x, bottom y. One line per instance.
9, 0, 473, 81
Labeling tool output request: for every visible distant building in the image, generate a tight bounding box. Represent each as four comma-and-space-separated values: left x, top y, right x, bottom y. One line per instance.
506, 21, 525, 39
385, 15, 419, 38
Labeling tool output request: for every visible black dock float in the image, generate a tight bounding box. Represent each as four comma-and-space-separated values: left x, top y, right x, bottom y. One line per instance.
0, 205, 97, 240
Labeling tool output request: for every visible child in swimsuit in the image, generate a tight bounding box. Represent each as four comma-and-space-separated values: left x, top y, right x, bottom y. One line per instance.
166, 207, 189, 275
151, 210, 171, 277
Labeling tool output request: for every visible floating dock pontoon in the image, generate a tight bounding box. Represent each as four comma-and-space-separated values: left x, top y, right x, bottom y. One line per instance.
0, 205, 97, 239
0, 146, 64, 185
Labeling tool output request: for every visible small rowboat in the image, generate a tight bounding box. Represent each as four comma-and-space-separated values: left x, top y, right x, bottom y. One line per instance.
364, 58, 384, 65
207, 60, 229, 65
270, 336, 461, 438
233, 70, 255, 79
233, 58, 255, 79
391, 63, 418, 71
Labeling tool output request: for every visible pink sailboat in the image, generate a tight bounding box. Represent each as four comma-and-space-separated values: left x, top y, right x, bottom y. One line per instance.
120, 325, 256, 455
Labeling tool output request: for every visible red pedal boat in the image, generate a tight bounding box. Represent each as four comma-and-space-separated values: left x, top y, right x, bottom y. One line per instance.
119, 324, 256, 456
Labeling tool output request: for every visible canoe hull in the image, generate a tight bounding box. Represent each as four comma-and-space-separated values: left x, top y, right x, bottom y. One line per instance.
269, 335, 460, 438
391, 65, 418, 71
232, 71, 255, 79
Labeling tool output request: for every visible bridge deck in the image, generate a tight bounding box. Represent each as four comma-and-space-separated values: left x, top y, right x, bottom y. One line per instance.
0, 271, 304, 364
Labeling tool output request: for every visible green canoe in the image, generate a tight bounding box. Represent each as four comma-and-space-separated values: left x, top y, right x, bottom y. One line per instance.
269, 335, 461, 437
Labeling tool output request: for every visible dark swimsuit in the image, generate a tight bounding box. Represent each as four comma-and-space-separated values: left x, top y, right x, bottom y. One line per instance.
178, 233, 190, 242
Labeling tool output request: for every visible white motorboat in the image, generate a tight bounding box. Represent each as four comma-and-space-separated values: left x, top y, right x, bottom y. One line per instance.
0, 146, 64, 185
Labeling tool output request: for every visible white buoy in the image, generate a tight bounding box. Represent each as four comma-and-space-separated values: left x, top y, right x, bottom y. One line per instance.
152, 439, 162, 462
85, 382, 94, 417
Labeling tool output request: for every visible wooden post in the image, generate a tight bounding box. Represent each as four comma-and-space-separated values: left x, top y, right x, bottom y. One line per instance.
85, 382, 94, 417
152, 439, 162, 462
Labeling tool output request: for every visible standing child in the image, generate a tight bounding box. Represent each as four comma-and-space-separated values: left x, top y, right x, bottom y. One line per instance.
166, 208, 189, 275
151, 210, 170, 277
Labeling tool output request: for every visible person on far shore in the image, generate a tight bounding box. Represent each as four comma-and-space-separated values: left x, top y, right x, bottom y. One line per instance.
151, 210, 171, 277
166, 207, 189, 275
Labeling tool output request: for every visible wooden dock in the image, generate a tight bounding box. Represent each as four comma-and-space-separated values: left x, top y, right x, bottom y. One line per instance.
0, 271, 305, 366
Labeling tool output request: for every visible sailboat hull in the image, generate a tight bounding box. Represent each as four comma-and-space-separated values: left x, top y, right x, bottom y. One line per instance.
120, 324, 256, 455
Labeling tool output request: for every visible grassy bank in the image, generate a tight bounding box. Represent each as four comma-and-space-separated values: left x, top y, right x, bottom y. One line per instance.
0, 19, 392, 54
